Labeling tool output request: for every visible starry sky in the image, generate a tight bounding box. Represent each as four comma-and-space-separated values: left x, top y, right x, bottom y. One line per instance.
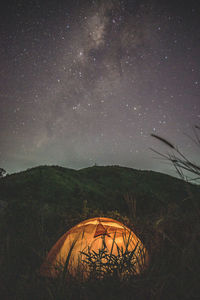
0, 0, 200, 175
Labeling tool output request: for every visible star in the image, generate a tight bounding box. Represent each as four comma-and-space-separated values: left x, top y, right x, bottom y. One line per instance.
0, 0, 199, 175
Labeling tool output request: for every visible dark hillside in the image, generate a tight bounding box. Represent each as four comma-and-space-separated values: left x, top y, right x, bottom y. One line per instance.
0, 165, 199, 216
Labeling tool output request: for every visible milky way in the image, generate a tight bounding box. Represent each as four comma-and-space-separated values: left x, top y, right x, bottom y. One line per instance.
0, 0, 200, 175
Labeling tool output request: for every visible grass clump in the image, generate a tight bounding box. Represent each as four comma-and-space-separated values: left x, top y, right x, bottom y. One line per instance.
80, 236, 146, 280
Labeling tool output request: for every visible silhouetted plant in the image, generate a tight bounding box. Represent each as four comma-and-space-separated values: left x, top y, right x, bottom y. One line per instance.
150, 127, 200, 300
80, 234, 146, 280
151, 126, 200, 183
0, 167, 6, 177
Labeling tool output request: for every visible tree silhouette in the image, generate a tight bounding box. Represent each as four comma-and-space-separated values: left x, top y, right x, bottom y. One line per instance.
0, 168, 6, 177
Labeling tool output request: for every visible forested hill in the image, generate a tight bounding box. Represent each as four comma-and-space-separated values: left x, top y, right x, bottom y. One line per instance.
0, 165, 199, 216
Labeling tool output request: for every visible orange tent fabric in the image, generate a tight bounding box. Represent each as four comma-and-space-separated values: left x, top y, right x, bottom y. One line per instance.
40, 217, 148, 278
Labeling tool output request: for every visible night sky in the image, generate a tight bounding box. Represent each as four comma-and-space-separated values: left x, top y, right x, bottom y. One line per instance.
0, 0, 200, 175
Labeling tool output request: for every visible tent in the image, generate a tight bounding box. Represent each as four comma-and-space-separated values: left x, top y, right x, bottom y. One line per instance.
40, 217, 148, 278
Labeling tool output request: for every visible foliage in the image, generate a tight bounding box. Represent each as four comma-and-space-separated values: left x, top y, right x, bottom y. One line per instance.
80, 240, 145, 280
151, 127, 200, 183
0, 167, 6, 177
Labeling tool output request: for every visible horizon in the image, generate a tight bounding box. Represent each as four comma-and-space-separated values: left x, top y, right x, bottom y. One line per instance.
1, 163, 189, 182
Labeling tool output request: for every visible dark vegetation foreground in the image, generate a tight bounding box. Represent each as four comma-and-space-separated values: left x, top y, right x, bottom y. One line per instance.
0, 165, 200, 300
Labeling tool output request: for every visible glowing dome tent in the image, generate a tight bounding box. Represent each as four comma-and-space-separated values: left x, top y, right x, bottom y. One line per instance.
40, 217, 148, 278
